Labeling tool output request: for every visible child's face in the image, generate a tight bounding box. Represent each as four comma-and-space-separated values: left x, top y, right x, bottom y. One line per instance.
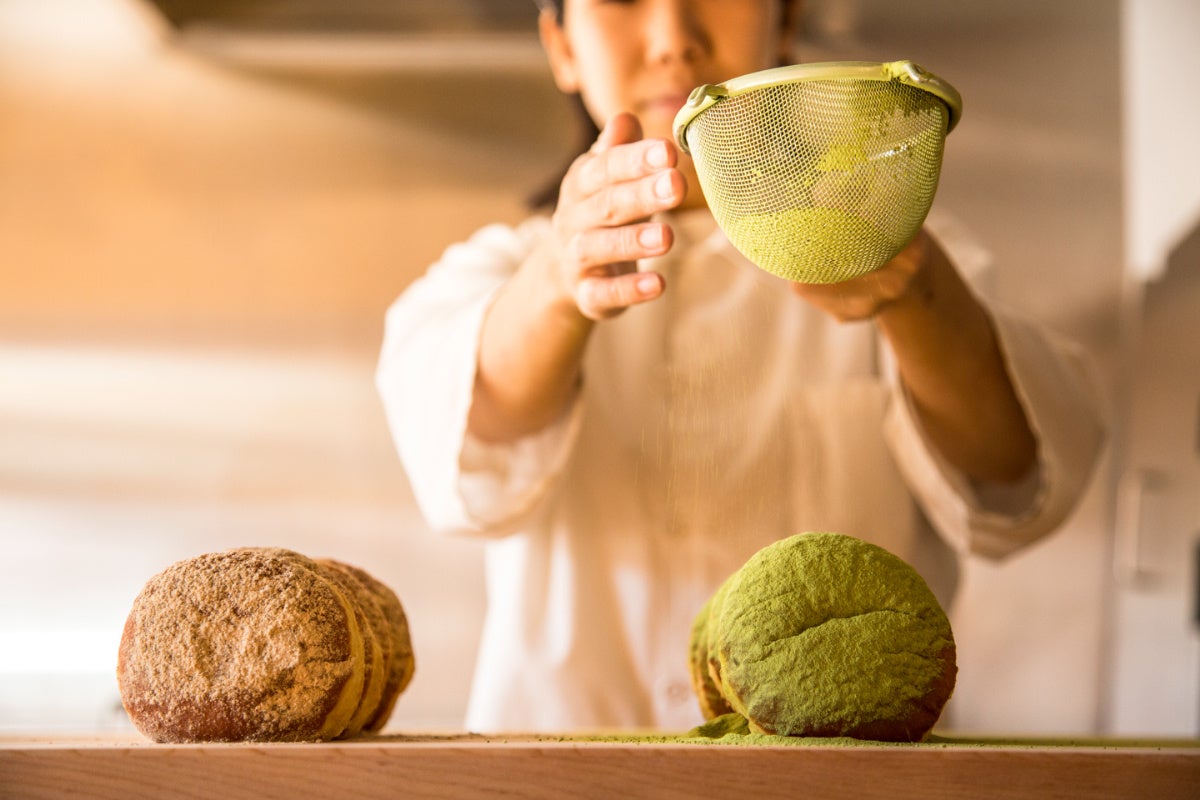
544, 0, 793, 145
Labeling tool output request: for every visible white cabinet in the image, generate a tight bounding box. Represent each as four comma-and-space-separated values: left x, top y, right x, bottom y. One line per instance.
1106, 0, 1200, 736
1108, 228, 1200, 735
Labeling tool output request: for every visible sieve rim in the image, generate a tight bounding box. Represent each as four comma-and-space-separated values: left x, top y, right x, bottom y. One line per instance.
672, 60, 963, 155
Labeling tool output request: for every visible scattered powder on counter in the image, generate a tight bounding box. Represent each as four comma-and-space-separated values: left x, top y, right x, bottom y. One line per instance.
369, 711, 1200, 749
442, 719, 1199, 750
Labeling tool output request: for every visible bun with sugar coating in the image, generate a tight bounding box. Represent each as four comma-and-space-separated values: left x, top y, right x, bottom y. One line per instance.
118, 547, 413, 743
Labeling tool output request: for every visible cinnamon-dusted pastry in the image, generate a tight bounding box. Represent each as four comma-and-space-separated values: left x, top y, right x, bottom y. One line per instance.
315, 559, 387, 737
117, 548, 371, 743
691, 532, 957, 742
328, 561, 415, 732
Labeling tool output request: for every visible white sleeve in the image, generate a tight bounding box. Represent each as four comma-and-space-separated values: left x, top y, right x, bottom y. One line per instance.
375, 219, 583, 538
883, 213, 1108, 559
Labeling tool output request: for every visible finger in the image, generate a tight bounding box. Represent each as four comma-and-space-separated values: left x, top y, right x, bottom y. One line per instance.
591, 112, 643, 154
576, 271, 666, 320
789, 275, 888, 321
572, 167, 685, 228
572, 138, 678, 200
789, 281, 860, 321
566, 222, 673, 271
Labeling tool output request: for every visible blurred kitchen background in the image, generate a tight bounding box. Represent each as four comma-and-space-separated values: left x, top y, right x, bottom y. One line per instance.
1, 0, 1196, 737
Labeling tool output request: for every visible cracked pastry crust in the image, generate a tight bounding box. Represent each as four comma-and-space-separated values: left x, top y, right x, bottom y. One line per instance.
689, 532, 956, 742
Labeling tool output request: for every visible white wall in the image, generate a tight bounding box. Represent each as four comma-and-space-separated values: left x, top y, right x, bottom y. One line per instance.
1121, 0, 1200, 281
1104, 0, 1200, 735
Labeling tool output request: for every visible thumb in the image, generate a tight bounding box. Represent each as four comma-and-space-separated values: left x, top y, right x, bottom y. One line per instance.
592, 112, 644, 153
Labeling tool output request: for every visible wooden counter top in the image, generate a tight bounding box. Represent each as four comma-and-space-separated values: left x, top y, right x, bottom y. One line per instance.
2, 733, 1197, 800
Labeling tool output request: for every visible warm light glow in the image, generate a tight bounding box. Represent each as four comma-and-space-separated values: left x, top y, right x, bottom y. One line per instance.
0, 630, 119, 674
0, 0, 165, 57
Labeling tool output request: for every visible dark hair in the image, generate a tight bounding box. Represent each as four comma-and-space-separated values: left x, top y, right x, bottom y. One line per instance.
526, 93, 600, 211
534, 0, 563, 23
526, 0, 796, 211
527, 1, 592, 210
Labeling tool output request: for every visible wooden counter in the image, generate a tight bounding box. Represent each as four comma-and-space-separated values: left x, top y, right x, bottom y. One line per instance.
2, 733, 1197, 800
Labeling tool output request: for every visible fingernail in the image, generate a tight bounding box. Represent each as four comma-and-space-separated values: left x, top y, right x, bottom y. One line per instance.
655, 172, 676, 199
646, 142, 669, 168
638, 225, 663, 249
637, 274, 660, 295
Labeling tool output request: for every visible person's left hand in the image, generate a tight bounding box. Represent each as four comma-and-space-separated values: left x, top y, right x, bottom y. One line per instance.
788, 229, 934, 321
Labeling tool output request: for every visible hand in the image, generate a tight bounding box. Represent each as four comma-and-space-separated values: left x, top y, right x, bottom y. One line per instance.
548, 112, 687, 320
791, 228, 1039, 482
788, 230, 934, 322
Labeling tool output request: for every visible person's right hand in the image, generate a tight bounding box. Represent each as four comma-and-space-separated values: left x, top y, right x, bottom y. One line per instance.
548, 112, 686, 320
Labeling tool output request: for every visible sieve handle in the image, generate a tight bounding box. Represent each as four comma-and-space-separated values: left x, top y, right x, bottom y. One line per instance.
674, 84, 728, 154
887, 60, 963, 131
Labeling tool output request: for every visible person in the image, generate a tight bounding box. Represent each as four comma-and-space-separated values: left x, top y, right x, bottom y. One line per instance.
376, 0, 1105, 733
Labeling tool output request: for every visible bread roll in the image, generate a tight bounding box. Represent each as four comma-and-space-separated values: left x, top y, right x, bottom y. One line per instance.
117, 548, 414, 742
118, 548, 365, 742
330, 561, 415, 732
687, 582, 733, 720
691, 532, 956, 742
315, 559, 387, 737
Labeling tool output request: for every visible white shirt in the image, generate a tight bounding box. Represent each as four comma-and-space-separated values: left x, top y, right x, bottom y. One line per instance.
376, 209, 1105, 733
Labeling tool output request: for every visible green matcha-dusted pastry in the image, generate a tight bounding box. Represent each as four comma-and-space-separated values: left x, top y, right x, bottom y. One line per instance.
688, 580, 734, 720
690, 532, 956, 742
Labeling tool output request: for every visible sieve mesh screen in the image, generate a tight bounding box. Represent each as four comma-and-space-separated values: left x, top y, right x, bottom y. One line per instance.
679, 66, 954, 284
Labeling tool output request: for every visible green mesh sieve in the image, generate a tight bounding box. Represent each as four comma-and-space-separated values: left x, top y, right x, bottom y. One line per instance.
673, 61, 962, 284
